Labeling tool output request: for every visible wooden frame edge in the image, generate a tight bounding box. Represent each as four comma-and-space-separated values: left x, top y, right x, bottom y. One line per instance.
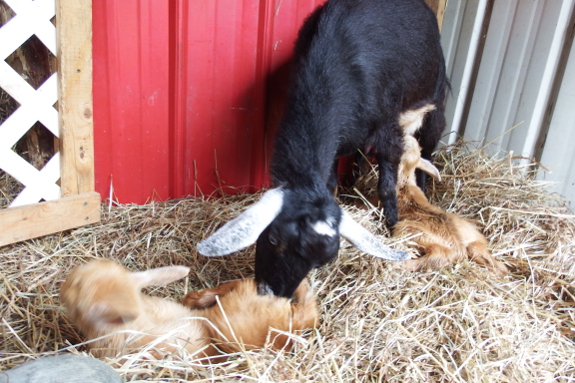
0, 192, 100, 247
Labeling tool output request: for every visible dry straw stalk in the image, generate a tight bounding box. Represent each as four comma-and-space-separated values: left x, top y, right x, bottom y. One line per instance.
1, 142, 574, 382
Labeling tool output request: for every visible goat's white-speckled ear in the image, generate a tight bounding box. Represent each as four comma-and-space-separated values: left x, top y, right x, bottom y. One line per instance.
338, 210, 409, 261
417, 158, 441, 182
197, 188, 284, 256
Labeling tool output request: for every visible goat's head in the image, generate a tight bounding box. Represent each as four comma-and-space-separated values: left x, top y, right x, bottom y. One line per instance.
197, 188, 409, 298
254, 188, 341, 297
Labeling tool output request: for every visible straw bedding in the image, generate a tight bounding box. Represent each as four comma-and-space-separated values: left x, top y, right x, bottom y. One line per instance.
1, 142, 574, 382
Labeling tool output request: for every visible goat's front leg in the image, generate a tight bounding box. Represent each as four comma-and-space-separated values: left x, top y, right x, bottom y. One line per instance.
374, 127, 403, 227
326, 158, 340, 197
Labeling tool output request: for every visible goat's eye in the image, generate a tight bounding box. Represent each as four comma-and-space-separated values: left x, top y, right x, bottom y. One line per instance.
269, 233, 278, 246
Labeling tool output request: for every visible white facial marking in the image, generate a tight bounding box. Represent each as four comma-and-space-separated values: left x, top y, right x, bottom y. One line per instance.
312, 219, 337, 237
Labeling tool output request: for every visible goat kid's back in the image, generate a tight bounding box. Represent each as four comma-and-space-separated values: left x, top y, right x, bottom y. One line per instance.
183, 277, 318, 353
60, 260, 318, 358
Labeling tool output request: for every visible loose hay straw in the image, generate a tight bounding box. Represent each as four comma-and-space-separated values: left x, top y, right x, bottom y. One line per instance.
1, 142, 575, 382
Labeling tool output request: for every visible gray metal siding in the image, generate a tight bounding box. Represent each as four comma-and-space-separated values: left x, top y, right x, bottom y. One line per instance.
441, 0, 575, 205
538, 35, 575, 203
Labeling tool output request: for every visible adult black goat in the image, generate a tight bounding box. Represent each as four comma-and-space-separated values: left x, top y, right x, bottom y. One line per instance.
198, 0, 449, 298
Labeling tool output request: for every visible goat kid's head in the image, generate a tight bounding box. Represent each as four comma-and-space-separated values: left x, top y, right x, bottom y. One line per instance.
398, 135, 441, 188
197, 188, 409, 298
61, 260, 190, 329
397, 104, 442, 187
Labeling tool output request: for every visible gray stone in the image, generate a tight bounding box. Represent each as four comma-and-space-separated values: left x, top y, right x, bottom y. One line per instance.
0, 354, 123, 383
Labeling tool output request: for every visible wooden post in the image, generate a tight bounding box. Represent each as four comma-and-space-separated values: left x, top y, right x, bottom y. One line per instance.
57, 0, 95, 197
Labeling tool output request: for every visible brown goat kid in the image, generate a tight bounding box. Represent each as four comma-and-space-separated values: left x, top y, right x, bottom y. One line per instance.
60, 260, 318, 359
393, 105, 508, 274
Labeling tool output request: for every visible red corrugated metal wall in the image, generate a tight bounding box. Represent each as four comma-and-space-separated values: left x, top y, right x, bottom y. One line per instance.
93, 0, 326, 204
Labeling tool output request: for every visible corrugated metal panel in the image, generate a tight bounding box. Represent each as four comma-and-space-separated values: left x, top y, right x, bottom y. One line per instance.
440, 0, 487, 144
441, 0, 575, 204
538, 33, 575, 203
93, 0, 171, 203
93, 0, 325, 204
463, 0, 571, 157
171, 0, 264, 198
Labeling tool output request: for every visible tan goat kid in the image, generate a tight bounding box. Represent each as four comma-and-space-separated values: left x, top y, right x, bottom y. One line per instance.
393, 105, 508, 274
60, 260, 318, 359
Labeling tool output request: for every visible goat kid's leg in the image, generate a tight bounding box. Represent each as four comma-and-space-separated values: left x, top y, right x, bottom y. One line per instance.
467, 241, 509, 274
292, 279, 318, 326
182, 280, 243, 309
403, 243, 459, 272
286, 279, 319, 343
292, 278, 311, 304
396, 224, 464, 271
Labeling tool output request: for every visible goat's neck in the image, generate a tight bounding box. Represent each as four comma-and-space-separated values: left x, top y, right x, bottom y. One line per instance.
398, 184, 443, 215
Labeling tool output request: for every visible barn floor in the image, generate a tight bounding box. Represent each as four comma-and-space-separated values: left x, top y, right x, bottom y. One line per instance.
1, 143, 574, 382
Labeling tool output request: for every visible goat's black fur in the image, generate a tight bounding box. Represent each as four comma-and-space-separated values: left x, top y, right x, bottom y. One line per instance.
255, 0, 449, 298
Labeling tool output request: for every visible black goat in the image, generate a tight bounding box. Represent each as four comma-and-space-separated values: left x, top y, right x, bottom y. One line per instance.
198, 0, 448, 298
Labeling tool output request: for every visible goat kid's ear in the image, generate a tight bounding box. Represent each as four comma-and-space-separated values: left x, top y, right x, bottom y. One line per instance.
417, 158, 442, 182
132, 266, 191, 288
197, 188, 284, 256
338, 210, 410, 261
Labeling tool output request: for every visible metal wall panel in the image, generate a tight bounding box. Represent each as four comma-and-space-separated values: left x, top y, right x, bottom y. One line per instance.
93, 0, 325, 204
459, 0, 565, 155
538, 35, 575, 203
441, 0, 575, 204
440, 0, 484, 144
93, 0, 171, 203
170, 0, 264, 198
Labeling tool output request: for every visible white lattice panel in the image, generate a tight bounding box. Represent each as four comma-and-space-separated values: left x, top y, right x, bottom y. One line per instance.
0, 0, 59, 207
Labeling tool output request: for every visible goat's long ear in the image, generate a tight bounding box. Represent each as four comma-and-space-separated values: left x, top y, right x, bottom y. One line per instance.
338, 210, 409, 261
132, 266, 190, 288
417, 158, 441, 182
197, 188, 284, 256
